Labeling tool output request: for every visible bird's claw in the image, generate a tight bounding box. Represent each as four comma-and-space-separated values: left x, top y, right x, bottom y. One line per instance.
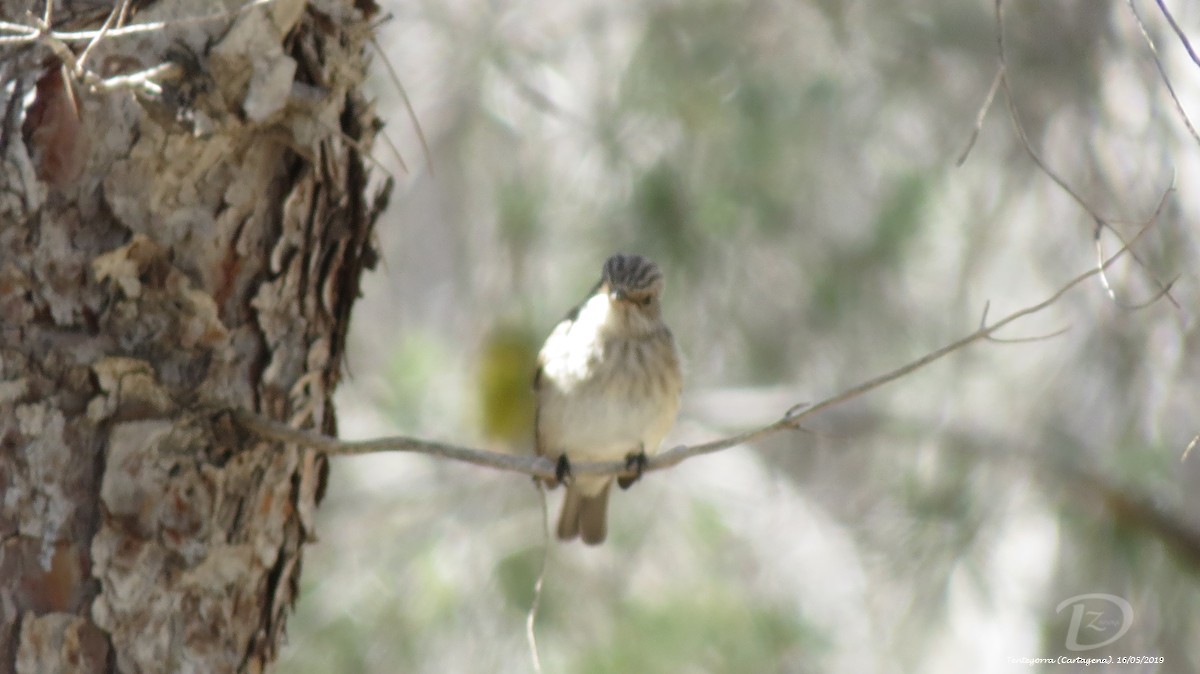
554, 454, 573, 485
618, 449, 647, 490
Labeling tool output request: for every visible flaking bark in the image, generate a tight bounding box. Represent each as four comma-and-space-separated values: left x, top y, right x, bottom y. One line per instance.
0, 0, 389, 671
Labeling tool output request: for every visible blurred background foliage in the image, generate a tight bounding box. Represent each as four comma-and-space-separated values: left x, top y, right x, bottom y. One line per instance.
278, 0, 1200, 672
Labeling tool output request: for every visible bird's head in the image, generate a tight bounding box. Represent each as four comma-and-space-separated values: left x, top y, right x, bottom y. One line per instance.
597, 253, 665, 333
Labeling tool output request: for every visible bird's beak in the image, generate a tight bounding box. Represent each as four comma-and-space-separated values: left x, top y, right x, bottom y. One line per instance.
609, 288, 630, 303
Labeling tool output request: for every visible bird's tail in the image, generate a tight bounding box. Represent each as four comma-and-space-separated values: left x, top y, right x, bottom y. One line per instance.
557, 482, 612, 545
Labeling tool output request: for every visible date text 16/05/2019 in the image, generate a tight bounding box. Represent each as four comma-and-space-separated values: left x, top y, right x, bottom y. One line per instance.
1008, 656, 1165, 666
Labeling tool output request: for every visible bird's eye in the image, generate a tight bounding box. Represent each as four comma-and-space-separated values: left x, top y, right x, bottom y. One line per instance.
639, 295, 652, 306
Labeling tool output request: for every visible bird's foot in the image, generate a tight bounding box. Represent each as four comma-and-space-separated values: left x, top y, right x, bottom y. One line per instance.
618, 448, 647, 490
554, 454, 573, 485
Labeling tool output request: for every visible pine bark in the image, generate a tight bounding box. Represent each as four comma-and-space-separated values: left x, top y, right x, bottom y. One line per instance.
0, 1, 388, 671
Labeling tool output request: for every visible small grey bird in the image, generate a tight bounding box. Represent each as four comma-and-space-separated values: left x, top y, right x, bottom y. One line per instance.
534, 253, 683, 544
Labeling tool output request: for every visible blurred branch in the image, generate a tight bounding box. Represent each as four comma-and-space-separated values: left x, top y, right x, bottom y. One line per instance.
919, 420, 1200, 578
1094, 182, 1180, 308
1127, 0, 1200, 149
1057, 460, 1200, 575
233, 196, 1167, 480
526, 481, 549, 674
955, 66, 1002, 166
368, 35, 430, 175
992, 0, 1182, 311
1154, 0, 1200, 70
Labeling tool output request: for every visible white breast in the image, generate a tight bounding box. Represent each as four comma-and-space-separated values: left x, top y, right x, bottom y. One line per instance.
536, 295, 681, 494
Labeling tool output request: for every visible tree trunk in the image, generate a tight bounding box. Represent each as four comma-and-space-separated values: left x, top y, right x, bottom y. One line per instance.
0, 1, 387, 671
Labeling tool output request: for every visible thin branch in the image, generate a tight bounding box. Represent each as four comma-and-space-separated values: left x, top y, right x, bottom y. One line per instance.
0, 20, 33, 39
87, 61, 177, 94
2, 0, 271, 103
993, 0, 1181, 311
525, 481, 548, 674
76, 0, 126, 73
376, 127, 409, 175
0, 0, 278, 44
233, 409, 561, 477
956, 66, 1003, 166
1093, 180, 1179, 309
1155, 0, 1200, 70
994, 1, 1108, 225
233, 198, 1165, 480
1096, 241, 1179, 310
1128, 0, 1200, 148
115, 0, 133, 29
978, 299, 1071, 343
369, 35, 433, 176
8, 0, 395, 184
985, 325, 1071, 344
313, 116, 398, 180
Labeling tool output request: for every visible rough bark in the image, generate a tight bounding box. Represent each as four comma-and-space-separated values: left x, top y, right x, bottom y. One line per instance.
0, 0, 388, 671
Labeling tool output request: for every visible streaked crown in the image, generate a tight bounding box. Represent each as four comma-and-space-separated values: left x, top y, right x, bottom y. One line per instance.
601, 253, 664, 295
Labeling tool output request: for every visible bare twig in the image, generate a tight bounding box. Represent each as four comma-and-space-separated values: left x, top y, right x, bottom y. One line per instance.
984, 325, 1071, 344
233, 409, 562, 476
115, 0, 134, 29
1155, 0, 1200, 70
1093, 179, 1179, 308
369, 35, 432, 176
2, 0, 273, 103
993, 0, 1181, 312
313, 116, 397, 179
376, 128, 409, 175
8, 0, 391, 180
993, 1, 1094, 219
0, 0, 277, 45
1128, 0, 1200, 148
525, 481, 549, 674
978, 300, 1071, 343
956, 66, 1003, 166
232, 198, 1165, 480
77, 0, 127, 73
87, 61, 178, 94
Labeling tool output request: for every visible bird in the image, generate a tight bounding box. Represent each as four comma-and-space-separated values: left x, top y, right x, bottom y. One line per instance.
534, 253, 683, 545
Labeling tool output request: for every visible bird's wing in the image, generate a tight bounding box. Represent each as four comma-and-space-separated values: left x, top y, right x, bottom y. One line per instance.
532, 279, 602, 457
532, 318, 570, 458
